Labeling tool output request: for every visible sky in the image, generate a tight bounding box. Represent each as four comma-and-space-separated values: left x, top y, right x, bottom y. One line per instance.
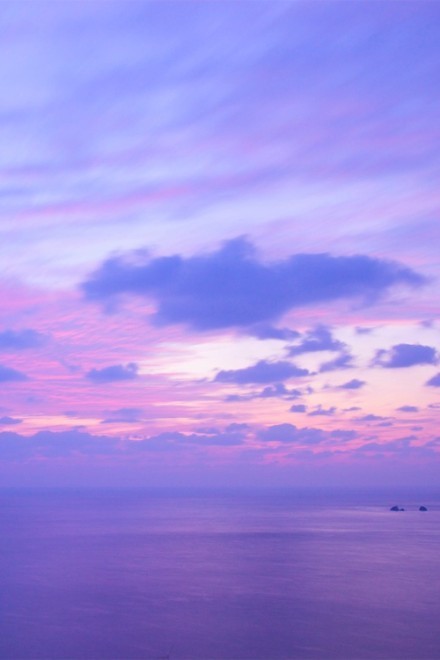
1, 0, 440, 488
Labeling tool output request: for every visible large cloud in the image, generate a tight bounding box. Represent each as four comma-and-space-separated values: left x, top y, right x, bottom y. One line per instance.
373, 343, 438, 368
82, 238, 424, 331
215, 359, 308, 385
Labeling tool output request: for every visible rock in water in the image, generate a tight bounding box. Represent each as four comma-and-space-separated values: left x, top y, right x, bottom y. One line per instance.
419, 505, 428, 511
390, 505, 400, 511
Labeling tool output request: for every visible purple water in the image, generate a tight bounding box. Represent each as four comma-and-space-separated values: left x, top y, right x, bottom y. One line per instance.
0, 489, 439, 659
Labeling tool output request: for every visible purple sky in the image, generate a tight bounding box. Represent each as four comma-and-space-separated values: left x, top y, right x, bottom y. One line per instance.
1, 1, 440, 487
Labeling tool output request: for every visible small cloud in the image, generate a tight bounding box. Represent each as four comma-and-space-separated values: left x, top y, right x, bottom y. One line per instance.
86, 363, 139, 383
396, 405, 419, 413
0, 416, 22, 425
330, 429, 358, 440
224, 394, 247, 402
215, 360, 308, 385
339, 379, 365, 390
373, 344, 438, 368
319, 352, 353, 372
258, 423, 327, 445
288, 325, 345, 356
356, 414, 389, 422
308, 405, 337, 417
101, 407, 143, 423
225, 423, 249, 433
290, 404, 307, 413
249, 324, 300, 341
258, 382, 289, 398
355, 326, 374, 335
0, 329, 46, 350
0, 365, 28, 382
426, 373, 440, 387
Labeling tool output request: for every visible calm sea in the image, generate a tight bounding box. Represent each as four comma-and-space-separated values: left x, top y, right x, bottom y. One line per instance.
0, 488, 439, 659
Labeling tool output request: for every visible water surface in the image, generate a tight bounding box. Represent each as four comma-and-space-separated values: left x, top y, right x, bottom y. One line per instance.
0, 488, 438, 659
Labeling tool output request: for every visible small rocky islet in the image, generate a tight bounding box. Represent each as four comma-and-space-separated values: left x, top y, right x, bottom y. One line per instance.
389, 505, 428, 511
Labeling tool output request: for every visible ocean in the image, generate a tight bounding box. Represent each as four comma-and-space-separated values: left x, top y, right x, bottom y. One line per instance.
0, 488, 439, 659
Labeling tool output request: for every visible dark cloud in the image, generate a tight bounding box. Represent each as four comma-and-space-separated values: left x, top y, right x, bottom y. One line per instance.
86, 363, 139, 383
288, 325, 345, 356
319, 352, 354, 372
0, 365, 28, 382
0, 329, 46, 350
339, 378, 365, 390
215, 360, 308, 385
396, 405, 419, 413
373, 344, 438, 368
82, 237, 424, 331
0, 416, 22, 425
426, 373, 440, 387
249, 324, 300, 341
